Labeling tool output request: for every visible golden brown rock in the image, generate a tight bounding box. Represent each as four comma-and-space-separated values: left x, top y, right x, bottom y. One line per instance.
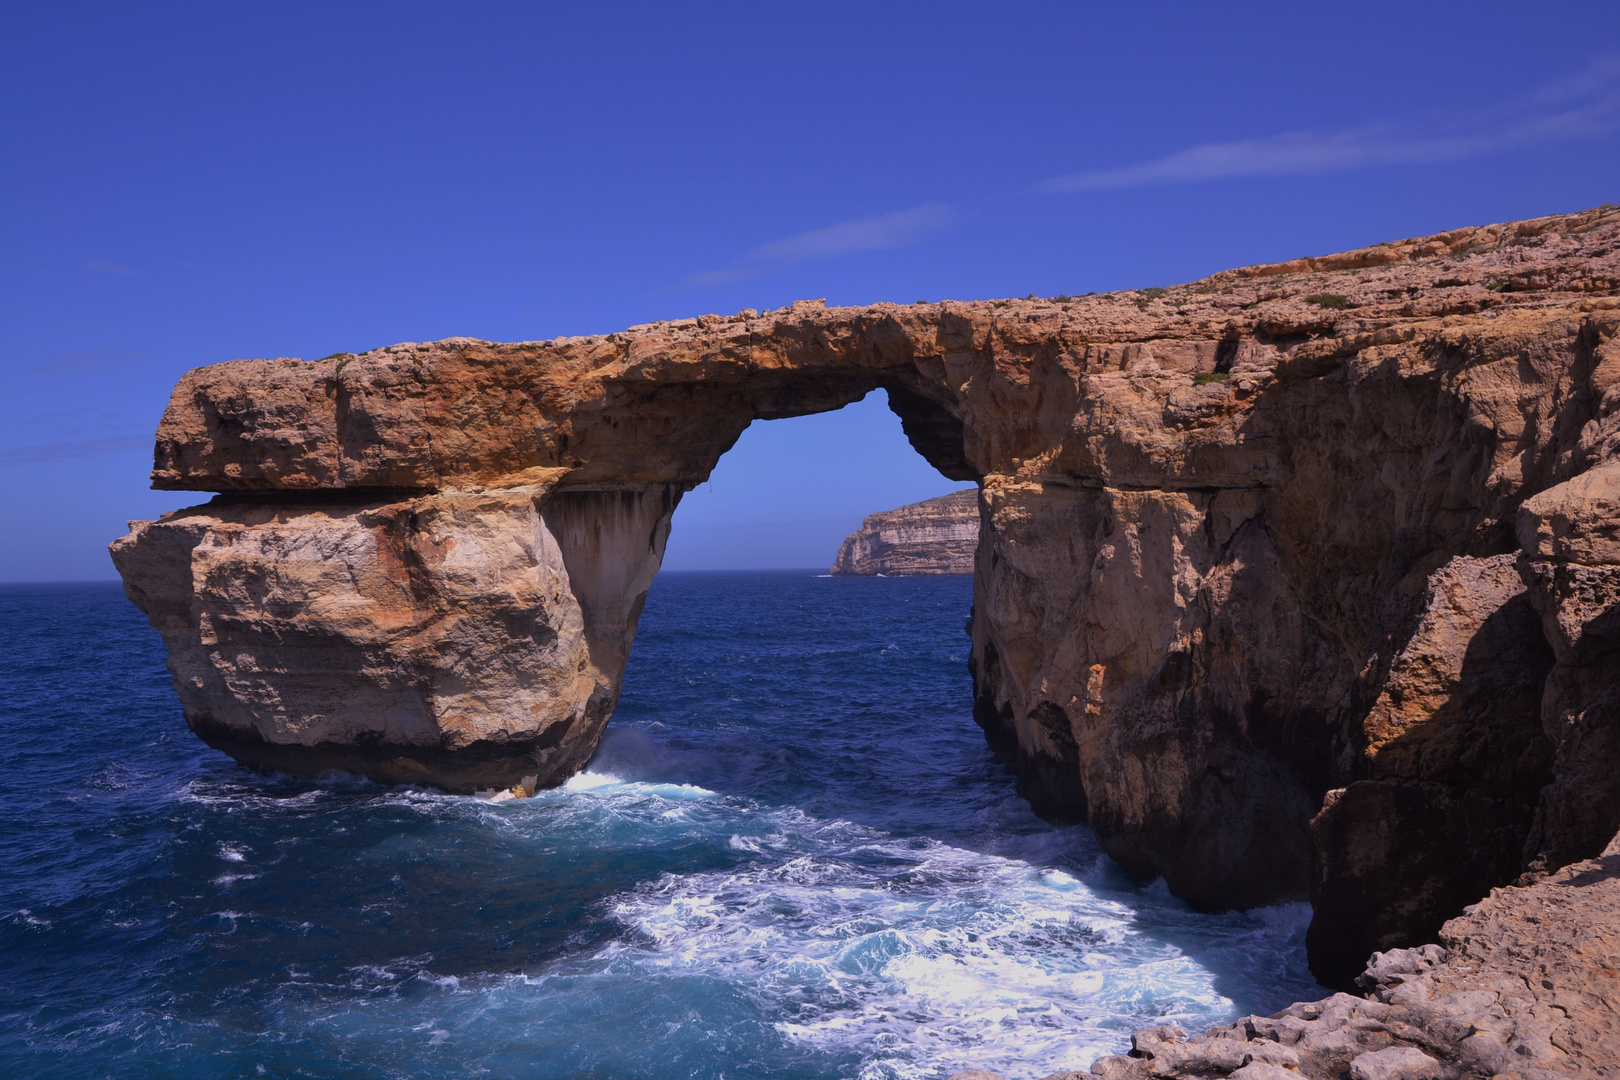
112, 205, 1620, 986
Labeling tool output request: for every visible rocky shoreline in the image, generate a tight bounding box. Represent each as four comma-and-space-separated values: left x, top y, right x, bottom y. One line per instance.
954, 825, 1620, 1078
113, 205, 1620, 1001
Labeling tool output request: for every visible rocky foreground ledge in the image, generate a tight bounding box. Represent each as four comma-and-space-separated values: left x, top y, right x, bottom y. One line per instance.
953, 827, 1620, 1079
114, 205, 1620, 988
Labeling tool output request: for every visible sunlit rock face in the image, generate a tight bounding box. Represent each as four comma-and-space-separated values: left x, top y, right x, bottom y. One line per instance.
114, 206, 1620, 985
830, 491, 979, 575
111, 487, 672, 791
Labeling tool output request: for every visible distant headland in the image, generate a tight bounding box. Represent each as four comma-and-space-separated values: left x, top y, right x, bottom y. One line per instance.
829, 491, 978, 575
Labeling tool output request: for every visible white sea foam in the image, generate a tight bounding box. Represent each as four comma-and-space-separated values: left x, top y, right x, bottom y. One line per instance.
153, 741, 1305, 1079
138, 774, 1311, 1080
598, 827, 1256, 1078
181, 782, 328, 809
211, 873, 260, 886
563, 770, 625, 792
561, 770, 717, 800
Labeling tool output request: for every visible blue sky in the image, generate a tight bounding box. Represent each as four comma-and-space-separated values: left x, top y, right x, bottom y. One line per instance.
3, 2, 1617, 579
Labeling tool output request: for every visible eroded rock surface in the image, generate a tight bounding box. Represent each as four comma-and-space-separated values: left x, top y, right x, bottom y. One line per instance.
1087, 828, 1620, 1079
113, 206, 1620, 984
113, 486, 670, 789
829, 490, 979, 575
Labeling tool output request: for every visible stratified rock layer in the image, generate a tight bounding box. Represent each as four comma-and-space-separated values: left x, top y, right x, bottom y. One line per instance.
112, 206, 1620, 987
830, 490, 979, 575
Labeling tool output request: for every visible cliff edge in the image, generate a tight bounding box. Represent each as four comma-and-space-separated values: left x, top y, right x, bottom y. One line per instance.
829, 490, 979, 575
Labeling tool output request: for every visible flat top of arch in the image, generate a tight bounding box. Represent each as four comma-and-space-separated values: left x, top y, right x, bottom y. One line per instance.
150, 205, 1620, 495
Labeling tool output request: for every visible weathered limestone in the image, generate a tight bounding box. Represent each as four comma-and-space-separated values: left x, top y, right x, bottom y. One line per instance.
112, 206, 1620, 987
112, 485, 672, 789
830, 490, 979, 575
1087, 827, 1620, 1079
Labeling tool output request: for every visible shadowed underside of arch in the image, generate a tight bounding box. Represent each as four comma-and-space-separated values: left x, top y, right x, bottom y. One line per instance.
113, 207, 1620, 986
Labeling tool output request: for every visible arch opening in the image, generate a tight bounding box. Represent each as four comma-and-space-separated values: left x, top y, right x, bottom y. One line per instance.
555, 400, 1325, 1066
658, 388, 977, 573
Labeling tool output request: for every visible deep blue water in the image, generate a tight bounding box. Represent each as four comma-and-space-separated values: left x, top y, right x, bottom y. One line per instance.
0, 573, 1321, 1080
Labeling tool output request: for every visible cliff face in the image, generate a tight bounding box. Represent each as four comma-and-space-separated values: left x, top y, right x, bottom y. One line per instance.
829, 490, 979, 575
112, 206, 1620, 987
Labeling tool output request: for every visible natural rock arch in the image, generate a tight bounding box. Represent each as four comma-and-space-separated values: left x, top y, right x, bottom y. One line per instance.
114, 208, 1620, 986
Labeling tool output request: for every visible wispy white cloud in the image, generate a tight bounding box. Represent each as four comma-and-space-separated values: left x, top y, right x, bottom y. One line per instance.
85, 259, 145, 277
1531, 52, 1620, 106
750, 203, 956, 261
1040, 54, 1620, 193
35, 348, 147, 374
675, 55, 1620, 290
0, 434, 149, 464
677, 203, 955, 289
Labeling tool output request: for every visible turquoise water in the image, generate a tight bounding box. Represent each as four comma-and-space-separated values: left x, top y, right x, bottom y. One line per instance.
0, 573, 1321, 1079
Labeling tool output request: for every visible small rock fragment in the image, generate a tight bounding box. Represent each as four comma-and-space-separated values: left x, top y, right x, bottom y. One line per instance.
1348, 1046, 1440, 1080
1228, 1064, 1300, 1080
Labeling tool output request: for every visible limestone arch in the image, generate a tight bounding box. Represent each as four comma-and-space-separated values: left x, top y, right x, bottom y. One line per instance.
113, 214, 1620, 986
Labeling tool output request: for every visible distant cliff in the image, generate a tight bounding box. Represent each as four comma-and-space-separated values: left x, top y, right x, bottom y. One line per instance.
830, 491, 979, 575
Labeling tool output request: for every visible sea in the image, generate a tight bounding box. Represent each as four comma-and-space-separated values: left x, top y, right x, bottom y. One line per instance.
0, 572, 1322, 1080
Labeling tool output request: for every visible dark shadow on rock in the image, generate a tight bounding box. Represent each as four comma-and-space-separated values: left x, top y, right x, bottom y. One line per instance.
1306, 585, 1554, 989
